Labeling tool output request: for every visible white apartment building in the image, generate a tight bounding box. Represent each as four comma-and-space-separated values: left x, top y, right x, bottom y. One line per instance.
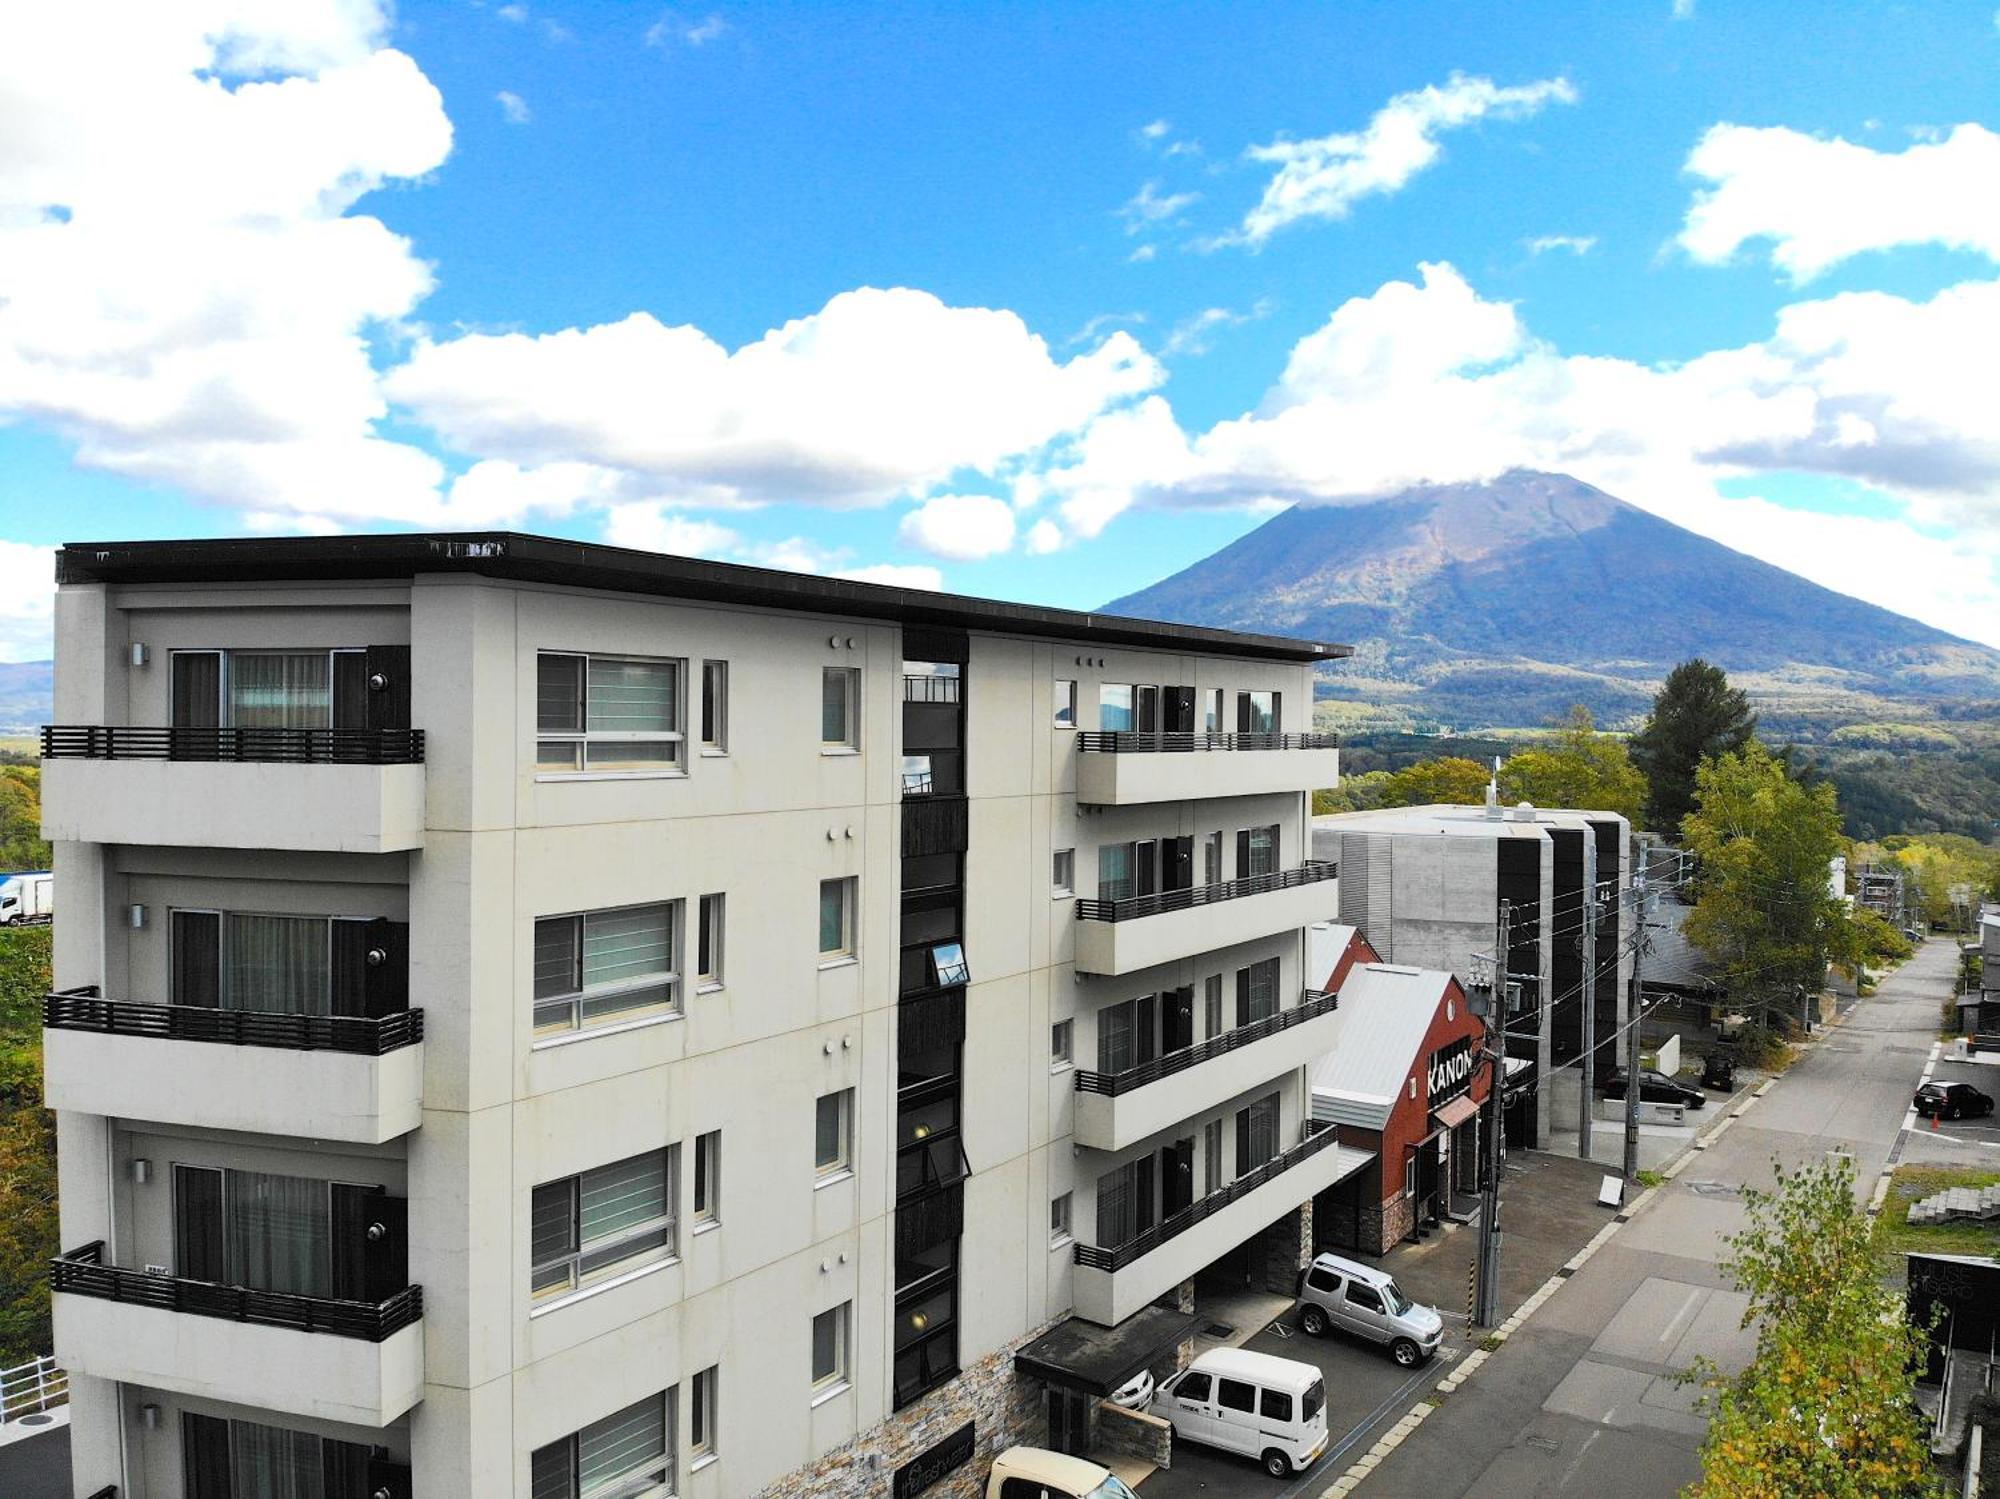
38, 533, 1358, 1499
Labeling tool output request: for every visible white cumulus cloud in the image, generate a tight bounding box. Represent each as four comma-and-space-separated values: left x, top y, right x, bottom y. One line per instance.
0, 1, 454, 526
0, 542, 56, 663
1680, 122, 2000, 281
1035, 260, 2000, 644
898, 494, 1017, 560
1225, 73, 1577, 248
387, 287, 1162, 510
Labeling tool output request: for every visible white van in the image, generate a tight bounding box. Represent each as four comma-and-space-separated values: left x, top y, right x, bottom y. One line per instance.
1149, 1347, 1328, 1477
1297, 1251, 1444, 1367
986, 1446, 1138, 1499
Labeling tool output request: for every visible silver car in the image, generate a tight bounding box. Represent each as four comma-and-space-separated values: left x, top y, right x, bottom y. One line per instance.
1297, 1252, 1443, 1367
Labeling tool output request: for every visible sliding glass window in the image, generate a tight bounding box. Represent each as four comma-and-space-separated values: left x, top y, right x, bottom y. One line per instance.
533, 903, 680, 1038
537, 652, 684, 772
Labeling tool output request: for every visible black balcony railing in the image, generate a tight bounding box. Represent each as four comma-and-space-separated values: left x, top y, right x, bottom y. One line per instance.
41, 725, 425, 765
1075, 860, 1337, 923
1072, 1125, 1347, 1273
1074, 990, 1338, 1097
51, 1242, 422, 1343
44, 988, 423, 1056
1076, 731, 1339, 753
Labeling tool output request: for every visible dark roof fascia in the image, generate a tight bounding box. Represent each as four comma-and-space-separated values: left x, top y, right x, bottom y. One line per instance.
1013, 1305, 1201, 1394
55, 532, 1350, 664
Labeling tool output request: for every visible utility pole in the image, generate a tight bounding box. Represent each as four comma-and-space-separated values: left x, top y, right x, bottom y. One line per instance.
1578, 886, 1600, 1161
1474, 899, 1511, 1327
1624, 867, 1654, 1184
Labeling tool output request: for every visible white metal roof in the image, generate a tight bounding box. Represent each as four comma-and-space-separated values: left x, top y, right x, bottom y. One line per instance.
1309, 963, 1456, 1132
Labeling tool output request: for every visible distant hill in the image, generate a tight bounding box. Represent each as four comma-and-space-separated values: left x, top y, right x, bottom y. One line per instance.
1105, 470, 2000, 837
0, 662, 50, 738
1106, 470, 2000, 733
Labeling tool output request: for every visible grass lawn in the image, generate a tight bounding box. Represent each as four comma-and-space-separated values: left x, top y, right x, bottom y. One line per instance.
1872, 1163, 2000, 1279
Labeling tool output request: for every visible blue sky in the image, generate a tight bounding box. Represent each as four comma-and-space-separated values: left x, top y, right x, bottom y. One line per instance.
3, 0, 1999, 658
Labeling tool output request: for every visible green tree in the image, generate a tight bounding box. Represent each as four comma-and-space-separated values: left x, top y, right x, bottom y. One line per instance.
0, 925, 54, 1364
1632, 659, 1757, 837
1382, 756, 1491, 808
0, 765, 48, 872
1497, 706, 1647, 824
1313, 769, 1394, 816
1682, 743, 1856, 1024
1685, 1154, 1942, 1498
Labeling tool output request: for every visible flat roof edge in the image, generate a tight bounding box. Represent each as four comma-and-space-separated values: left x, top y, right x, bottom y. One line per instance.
55, 532, 1351, 664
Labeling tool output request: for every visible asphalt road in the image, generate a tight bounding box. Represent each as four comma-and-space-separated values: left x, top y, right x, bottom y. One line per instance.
1345, 938, 1960, 1499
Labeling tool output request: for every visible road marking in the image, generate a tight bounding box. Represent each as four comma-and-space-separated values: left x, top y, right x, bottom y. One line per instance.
1658, 1285, 1704, 1347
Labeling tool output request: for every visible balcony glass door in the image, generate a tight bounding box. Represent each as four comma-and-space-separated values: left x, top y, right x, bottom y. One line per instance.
173, 1166, 398, 1299
170, 649, 369, 732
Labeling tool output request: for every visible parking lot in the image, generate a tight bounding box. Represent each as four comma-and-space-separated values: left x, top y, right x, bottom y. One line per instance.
1138, 1152, 1621, 1495
1900, 1052, 2000, 1165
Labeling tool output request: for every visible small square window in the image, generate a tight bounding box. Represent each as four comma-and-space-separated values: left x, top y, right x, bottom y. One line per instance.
814, 1090, 853, 1179
697, 893, 725, 988
693, 1130, 721, 1227
1052, 848, 1074, 896
821, 667, 859, 750
1050, 1019, 1073, 1068
1050, 1192, 1073, 1245
1053, 679, 1077, 728
818, 878, 856, 960
701, 660, 729, 752
811, 1304, 850, 1392
691, 1364, 718, 1461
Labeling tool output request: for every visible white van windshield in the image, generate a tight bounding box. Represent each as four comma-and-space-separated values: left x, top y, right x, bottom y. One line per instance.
1382, 1280, 1413, 1316
1087, 1479, 1140, 1499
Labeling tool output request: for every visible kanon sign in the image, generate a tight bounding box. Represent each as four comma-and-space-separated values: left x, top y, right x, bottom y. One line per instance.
1427, 1037, 1475, 1106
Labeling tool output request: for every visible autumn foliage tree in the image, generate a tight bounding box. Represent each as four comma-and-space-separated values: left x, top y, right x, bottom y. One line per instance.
1499, 706, 1647, 825
1685, 1154, 1942, 1498
0, 924, 55, 1364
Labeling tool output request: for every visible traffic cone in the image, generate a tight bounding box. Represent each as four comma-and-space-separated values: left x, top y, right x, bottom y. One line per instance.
1930, 1112, 1939, 1132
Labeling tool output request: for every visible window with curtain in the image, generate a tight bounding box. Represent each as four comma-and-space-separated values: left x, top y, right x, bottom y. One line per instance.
1095, 1157, 1150, 1247
1097, 843, 1134, 902
533, 903, 680, 1037
1235, 957, 1280, 1028
224, 1170, 332, 1298
1097, 995, 1156, 1075
227, 652, 334, 731
181, 1413, 380, 1499
1235, 1094, 1280, 1176
536, 652, 684, 772
1239, 824, 1278, 878
530, 1391, 674, 1499
224, 914, 331, 1015
531, 1148, 677, 1303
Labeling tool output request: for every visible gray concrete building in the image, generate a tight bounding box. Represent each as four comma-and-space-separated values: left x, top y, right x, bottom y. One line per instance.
1311, 801, 1633, 1147
38, 532, 1358, 1498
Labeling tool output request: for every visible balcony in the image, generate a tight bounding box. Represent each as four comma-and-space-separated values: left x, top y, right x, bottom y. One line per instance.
1072, 862, 1338, 977
1071, 1126, 1372, 1327
42, 989, 425, 1144
39, 725, 426, 853
1075, 731, 1340, 806
51, 1243, 424, 1428
1073, 990, 1340, 1153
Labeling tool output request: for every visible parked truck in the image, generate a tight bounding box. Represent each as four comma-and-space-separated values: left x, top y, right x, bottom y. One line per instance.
0, 871, 52, 926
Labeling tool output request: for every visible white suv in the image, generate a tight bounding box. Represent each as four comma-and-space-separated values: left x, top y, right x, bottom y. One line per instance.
1297, 1252, 1443, 1367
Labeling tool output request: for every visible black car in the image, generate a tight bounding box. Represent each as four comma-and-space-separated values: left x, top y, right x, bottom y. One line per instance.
1600, 1067, 1706, 1110
1700, 1051, 1737, 1092
1915, 1081, 1995, 1120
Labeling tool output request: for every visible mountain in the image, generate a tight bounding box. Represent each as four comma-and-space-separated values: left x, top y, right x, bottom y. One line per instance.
1105, 470, 2000, 737
0, 662, 51, 739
